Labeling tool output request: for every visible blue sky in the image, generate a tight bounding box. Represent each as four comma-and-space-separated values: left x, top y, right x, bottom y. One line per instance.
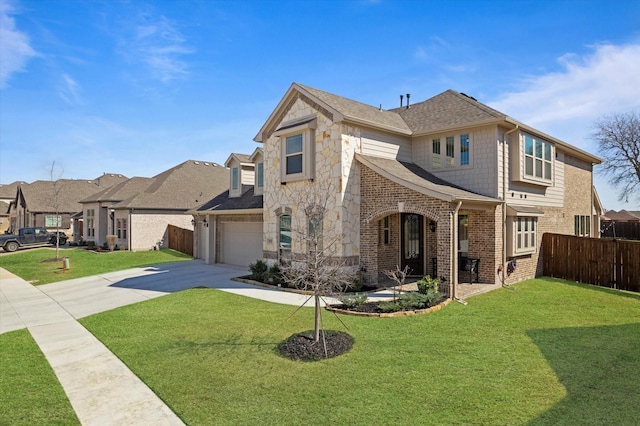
1, 0, 639, 210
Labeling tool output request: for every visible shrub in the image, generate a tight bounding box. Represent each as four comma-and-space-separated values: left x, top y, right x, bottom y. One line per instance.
106, 235, 117, 252
248, 260, 268, 282
346, 276, 363, 292
417, 275, 440, 294
339, 293, 368, 308
267, 264, 284, 286
377, 301, 401, 313
398, 292, 431, 310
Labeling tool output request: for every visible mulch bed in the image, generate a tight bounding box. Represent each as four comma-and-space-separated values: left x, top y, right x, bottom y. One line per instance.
277, 330, 354, 361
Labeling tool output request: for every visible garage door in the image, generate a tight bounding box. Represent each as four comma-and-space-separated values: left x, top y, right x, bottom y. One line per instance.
220, 222, 263, 267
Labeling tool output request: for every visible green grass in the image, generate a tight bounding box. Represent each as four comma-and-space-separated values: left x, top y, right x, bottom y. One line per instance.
79, 278, 640, 425
0, 330, 80, 425
0, 248, 191, 285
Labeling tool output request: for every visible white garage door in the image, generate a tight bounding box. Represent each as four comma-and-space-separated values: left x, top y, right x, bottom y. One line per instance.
220, 222, 263, 267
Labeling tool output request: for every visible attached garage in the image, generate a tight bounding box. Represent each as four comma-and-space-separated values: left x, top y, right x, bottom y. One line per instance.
219, 221, 263, 266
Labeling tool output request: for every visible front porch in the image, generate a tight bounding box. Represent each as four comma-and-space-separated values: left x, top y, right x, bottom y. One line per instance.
357, 155, 502, 298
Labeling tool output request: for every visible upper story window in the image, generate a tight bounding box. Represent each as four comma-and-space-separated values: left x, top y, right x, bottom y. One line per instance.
511, 134, 555, 186
274, 115, 317, 183
285, 134, 303, 175
446, 136, 455, 161
432, 139, 441, 169
460, 134, 470, 166
257, 162, 264, 188
232, 167, 239, 191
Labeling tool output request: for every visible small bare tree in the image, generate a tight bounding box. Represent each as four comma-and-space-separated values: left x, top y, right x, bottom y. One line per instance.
591, 111, 640, 204
280, 180, 355, 343
383, 265, 410, 302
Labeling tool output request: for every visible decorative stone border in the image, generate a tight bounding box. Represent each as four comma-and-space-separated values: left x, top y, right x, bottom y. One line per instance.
231, 276, 314, 295
232, 276, 451, 317
325, 298, 451, 318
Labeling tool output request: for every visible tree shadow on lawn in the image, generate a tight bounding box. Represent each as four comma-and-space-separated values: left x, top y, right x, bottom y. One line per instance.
527, 323, 640, 425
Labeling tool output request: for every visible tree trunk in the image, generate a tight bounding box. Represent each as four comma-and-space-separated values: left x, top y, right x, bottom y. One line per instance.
314, 294, 321, 342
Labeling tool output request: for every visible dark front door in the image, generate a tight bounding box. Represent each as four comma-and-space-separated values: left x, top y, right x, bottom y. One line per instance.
401, 213, 424, 276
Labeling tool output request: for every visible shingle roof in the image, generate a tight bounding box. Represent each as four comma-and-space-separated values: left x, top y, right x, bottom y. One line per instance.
113, 160, 229, 210
17, 174, 128, 213
602, 210, 640, 222
196, 186, 263, 213
297, 83, 412, 134
390, 90, 506, 134
81, 177, 153, 203
356, 154, 500, 204
0, 181, 28, 200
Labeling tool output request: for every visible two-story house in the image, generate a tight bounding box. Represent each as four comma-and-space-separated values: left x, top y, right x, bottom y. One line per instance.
195, 83, 602, 298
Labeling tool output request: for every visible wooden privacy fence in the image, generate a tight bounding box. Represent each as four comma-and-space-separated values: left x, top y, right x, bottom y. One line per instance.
542, 233, 640, 293
167, 224, 193, 256
601, 221, 640, 240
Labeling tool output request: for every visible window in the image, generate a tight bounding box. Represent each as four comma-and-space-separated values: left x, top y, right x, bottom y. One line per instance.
275, 116, 316, 182
524, 135, 552, 181
257, 162, 264, 188
574, 215, 590, 237
432, 139, 441, 169
279, 215, 292, 265
87, 209, 95, 237
446, 136, 455, 166
285, 134, 303, 175
379, 216, 390, 245
45, 215, 62, 227
460, 134, 470, 166
117, 218, 127, 239
514, 217, 536, 255
232, 167, 239, 190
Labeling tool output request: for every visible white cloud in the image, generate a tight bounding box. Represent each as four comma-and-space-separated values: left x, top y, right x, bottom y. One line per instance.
118, 12, 194, 83
489, 43, 640, 210
57, 73, 82, 105
0, 0, 36, 88
489, 43, 640, 127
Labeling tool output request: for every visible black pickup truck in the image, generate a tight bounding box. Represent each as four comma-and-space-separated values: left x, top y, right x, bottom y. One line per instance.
0, 227, 68, 252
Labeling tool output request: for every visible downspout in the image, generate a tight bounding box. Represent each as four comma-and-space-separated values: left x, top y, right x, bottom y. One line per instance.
502, 124, 519, 284
452, 200, 462, 300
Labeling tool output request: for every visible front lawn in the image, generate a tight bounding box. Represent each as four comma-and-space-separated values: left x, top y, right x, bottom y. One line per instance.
79, 278, 640, 425
0, 330, 80, 426
0, 248, 191, 285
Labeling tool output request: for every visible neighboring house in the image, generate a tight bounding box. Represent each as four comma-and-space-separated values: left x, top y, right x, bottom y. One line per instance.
195, 83, 602, 297
82, 160, 228, 251
191, 150, 264, 266
601, 210, 640, 223
8, 174, 127, 240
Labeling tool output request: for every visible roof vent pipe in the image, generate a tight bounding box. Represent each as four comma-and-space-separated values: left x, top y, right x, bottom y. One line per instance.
400, 95, 403, 108
406, 93, 411, 109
